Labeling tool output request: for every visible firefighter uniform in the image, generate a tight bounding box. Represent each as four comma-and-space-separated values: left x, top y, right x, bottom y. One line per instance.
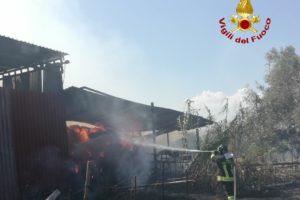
211, 149, 234, 200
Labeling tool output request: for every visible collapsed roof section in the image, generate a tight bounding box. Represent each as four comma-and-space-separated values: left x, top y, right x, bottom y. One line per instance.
64, 87, 210, 134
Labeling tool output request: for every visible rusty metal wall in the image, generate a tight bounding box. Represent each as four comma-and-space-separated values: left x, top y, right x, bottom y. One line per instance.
10, 89, 69, 194
0, 88, 69, 198
0, 88, 19, 200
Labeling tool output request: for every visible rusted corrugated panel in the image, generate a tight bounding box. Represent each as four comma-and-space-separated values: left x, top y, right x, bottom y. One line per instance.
9, 89, 69, 195
0, 88, 19, 200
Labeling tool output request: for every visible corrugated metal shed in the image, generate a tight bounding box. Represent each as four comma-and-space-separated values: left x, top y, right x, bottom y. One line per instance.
0, 35, 67, 70
0, 88, 69, 198
64, 87, 210, 133
0, 89, 19, 200
10, 89, 69, 194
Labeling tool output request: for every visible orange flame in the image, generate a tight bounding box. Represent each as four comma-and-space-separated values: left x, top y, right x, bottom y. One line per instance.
68, 122, 107, 143
78, 128, 90, 142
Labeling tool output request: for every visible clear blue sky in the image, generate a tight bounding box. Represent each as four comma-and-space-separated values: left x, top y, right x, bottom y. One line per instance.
1, 0, 300, 110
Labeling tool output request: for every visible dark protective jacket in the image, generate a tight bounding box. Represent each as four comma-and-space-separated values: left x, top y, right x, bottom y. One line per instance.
211, 151, 234, 182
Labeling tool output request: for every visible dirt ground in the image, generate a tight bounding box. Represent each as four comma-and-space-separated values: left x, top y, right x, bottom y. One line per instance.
187, 185, 300, 200
96, 182, 300, 200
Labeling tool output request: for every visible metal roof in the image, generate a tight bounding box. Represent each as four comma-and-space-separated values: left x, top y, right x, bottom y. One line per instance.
0, 35, 67, 71
64, 87, 210, 134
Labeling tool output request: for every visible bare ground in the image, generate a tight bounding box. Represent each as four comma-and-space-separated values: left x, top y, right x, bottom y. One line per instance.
188, 185, 300, 200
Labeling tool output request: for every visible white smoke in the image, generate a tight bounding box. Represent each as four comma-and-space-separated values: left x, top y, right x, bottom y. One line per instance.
0, 0, 149, 100
191, 88, 250, 122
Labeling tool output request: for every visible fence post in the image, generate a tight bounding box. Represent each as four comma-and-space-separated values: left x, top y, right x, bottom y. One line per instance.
162, 162, 165, 200
186, 172, 189, 198
151, 102, 157, 178
83, 161, 92, 200
134, 176, 137, 200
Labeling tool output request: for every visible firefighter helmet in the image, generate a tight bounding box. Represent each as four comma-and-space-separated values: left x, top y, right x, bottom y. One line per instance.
217, 144, 228, 154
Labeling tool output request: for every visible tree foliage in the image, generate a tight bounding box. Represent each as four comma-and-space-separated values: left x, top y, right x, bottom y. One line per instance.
193, 46, 300, 193
229, 46, 300, 163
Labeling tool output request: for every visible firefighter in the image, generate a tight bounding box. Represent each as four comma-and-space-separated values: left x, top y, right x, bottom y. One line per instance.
211, 144, 235, 200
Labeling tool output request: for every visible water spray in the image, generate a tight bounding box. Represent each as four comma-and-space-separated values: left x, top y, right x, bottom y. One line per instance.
132, 140, 213, 153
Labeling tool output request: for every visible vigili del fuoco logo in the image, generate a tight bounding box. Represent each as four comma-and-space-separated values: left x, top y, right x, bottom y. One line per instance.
219, 0, 271, 44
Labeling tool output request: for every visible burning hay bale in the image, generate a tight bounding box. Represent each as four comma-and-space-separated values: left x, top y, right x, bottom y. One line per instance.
66, 121, 153, 199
